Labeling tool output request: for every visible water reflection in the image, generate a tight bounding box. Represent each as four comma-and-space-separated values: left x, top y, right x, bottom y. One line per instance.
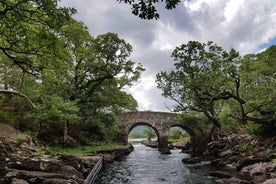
96, 143, 218, 184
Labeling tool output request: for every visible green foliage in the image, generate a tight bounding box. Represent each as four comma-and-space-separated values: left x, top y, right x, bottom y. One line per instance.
168, 127, 182, 140
177, 111, 208, 124
34, 150, 45, 157
0, 0, 75, 75
128, 126, 157, 139
236, 143, 249, 154
0, 94, 32, 127
30, 95, 80, 127
156, 41, 240, 129
117, 0, 181, 19
49, 142, 123, 155
237, 47, 276, 123
74, 112, 122, 144
0, 4, 144, 145
157, 41, 275, 135
63, 29, 144, 114
168, 129, 190, 144
246, 122, 263, 135
0, 110, 13, 124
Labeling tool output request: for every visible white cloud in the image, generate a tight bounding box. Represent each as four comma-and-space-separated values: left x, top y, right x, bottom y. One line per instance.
224, 0, 244, 23
128, 77, 155, 110
125, 76, 168, 111
152, 22, 190, 51
184, 0, 220, 12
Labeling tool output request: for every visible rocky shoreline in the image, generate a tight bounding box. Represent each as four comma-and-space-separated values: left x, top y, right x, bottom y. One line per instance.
1, 123, 275, 184
0, 124, 133, 184
185, 134, 276, 184
142, 134, 276, 184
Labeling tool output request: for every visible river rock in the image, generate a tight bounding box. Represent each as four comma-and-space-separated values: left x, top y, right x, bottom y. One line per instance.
216, 177, 253, 184
11, 178, 29, 184
7, 156, 84, 180
182, 157, 201, 164
261, 178, 276, 184
59, 154, 86, 173
218, 149, 233, 157
159, 148, 171, 154
209, 171, 233, 178
5, 168, 80, 182
211, 155, 239, 167
142, 140, 158, 148
237, 156, 271, 171
241, 162, 276, 176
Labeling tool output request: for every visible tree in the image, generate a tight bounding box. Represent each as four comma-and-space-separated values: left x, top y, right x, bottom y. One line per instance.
156, 41, 240, 134
60, 20, 145, 114
0, 2, 145, 144
0, 0, 75, 113
228, 46, 276, 133
117, 0, 181, 19
168, 127, 182, 140
0, 0, 75, 75
29, 95, 80, 144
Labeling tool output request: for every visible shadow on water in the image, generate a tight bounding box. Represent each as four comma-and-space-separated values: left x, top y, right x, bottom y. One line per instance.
95, 142, 219, 184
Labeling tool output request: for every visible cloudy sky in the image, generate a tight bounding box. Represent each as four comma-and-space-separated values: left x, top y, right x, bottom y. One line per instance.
60, 0, 276, 112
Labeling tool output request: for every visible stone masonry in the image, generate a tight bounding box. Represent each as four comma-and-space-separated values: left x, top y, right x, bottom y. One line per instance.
115, 111, 210, 154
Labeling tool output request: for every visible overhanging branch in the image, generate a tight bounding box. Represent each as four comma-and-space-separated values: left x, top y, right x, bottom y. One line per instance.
0, 89, 36, 108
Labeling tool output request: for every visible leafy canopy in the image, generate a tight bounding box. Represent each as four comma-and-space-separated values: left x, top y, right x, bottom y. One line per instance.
156, 41, 240, 128
117, 0, 181, 19
0, 0, 76, 75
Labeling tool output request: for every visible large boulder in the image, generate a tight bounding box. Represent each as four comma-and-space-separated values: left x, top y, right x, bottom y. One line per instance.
5, 169, 83, 183
237, 156, 272, 171
241, 162, 276, 176
262, 178, 276, 184
240, 161, 276, 183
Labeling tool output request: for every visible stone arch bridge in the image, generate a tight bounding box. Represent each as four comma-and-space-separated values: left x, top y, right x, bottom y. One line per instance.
115, 111, 211, 154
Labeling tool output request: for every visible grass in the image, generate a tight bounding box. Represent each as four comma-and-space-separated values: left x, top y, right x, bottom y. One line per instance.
48, 142, 124, 155
168, 136, 190, 145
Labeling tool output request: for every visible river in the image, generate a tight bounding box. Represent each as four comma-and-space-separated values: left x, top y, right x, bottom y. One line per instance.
95, 142, 219, 184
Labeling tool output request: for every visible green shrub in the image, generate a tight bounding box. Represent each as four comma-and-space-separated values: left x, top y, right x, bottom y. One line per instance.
247, 122, 263, 134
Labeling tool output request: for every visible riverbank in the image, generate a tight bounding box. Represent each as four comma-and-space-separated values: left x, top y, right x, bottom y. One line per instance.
141, 134, 276, 184
207, 134, 276, 184
181, 134, 276, 184
1, 123, 275, 183
0, 124, 133, 184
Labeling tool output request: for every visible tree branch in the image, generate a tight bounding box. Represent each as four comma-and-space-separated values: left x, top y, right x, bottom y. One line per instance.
0, 89, 36, 108
230, 114, 276, 124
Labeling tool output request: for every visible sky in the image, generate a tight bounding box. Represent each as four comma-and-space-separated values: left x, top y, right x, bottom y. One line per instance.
60, 0, 276, 112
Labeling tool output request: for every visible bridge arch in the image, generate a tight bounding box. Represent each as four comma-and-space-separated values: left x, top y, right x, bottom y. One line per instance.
115, 111, 209, 154
128, 122, 160, 141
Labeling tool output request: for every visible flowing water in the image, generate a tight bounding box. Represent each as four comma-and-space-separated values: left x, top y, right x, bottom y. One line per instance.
96, 142, 219, 184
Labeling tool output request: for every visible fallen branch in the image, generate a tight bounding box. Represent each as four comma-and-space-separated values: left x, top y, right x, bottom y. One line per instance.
0, 89, 36, 108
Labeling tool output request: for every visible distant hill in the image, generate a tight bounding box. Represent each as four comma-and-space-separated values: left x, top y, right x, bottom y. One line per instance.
131, 125, 148, 132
